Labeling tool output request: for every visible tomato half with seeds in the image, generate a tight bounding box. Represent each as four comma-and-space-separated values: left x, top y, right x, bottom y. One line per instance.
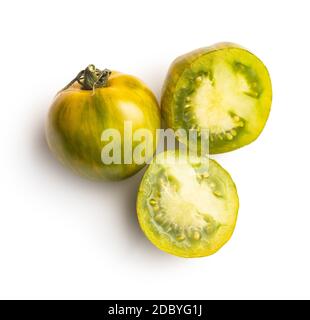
46, 65, 160, 180
161, 43, 272, 154
137, 151, 239, 258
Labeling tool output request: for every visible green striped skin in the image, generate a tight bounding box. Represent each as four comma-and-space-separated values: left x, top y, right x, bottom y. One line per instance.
161, 43, 272, 154
46, 71, 160, 180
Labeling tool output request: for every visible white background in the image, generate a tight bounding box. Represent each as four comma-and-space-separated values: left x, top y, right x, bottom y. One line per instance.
0, 0, 309, 299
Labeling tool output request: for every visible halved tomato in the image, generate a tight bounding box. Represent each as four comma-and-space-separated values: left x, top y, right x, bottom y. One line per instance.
136, 150, 239, 258
161, 43, 272, 153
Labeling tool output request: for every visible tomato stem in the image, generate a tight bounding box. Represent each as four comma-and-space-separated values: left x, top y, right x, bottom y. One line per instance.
61, 65, 111, 91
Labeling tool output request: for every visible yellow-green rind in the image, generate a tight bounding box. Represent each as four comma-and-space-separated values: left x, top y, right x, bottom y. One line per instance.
46, 71, 161, 181
136, 150, 239, 258
161, 43, 272, 154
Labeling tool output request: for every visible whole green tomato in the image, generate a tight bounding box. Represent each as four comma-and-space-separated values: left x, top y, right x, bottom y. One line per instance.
46, 65, 161, 180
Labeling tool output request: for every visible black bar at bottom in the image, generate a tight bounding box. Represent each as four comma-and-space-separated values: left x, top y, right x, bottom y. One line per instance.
0, 300, 309, 319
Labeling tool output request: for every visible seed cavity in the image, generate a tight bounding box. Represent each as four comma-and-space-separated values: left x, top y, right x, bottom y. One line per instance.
192, 230, 201, 241
176, 233, 186, 241
172, 223, 179, 233
213, 190, 222, 197
244, 91, 259, 98
226, 133, 233, 140
233, 115, 240, 122
149, 199, 157, 206
205, 222, 220, 235
202, 214, 221, 235
154, 214, 163, 223
200, 172, 209, 179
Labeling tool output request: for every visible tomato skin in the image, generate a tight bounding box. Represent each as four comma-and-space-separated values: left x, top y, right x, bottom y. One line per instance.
161, 43, 272, 154
46, 71, 160, 180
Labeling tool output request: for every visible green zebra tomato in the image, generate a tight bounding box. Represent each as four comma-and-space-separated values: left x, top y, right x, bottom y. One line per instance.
46, 65, 160, 180
137, 150, 239, 258
161, 43, 272, 154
